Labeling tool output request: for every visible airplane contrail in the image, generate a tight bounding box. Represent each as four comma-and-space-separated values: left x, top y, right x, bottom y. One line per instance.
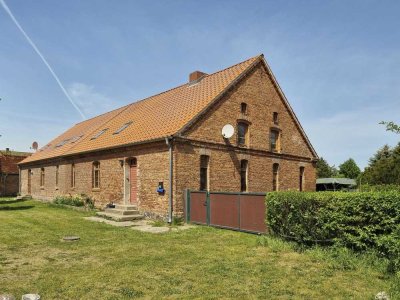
0, 0, 86, 120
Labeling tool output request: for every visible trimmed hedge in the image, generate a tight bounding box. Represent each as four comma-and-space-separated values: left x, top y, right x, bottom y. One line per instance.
266, 191, 400, 271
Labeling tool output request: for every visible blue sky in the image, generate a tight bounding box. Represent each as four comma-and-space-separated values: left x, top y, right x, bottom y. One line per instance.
1, 0, 399, 169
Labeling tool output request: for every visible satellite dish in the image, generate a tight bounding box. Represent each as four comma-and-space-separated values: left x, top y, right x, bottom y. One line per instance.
222, 124, 235, 139
32, 141, 38, 151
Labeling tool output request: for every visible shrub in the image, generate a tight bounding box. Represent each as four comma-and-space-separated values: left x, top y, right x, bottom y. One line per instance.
53, 194, 95, 209
266, 191, 400, 272
360, 184, 400, 192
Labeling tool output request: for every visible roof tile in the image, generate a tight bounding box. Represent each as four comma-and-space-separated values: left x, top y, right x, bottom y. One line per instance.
21, 55, 260, 164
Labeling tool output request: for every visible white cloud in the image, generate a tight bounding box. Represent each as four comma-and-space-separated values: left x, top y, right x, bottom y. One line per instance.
304, 104, 400, 169
67, 83, 116, 118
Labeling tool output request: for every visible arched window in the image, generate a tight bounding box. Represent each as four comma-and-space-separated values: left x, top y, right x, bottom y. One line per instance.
200, 155, 210, 191
270, 129, 280, 152
55, 166, 59, 188
71, 164, 76, 188
273, 163, 279, 191
237, 122, 249, 146
299, 166, 305, 191
92, 162, 100, 188
273, 112, 279, 125
241, 102, 248, 115
40, 168, 45, 187
240, 160, 248, 192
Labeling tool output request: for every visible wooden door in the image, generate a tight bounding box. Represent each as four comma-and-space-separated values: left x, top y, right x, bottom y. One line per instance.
28, 169, 31, 194
129, 159, 137, 205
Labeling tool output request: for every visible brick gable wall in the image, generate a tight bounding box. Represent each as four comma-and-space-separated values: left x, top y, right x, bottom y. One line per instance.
173, 62, 316, 215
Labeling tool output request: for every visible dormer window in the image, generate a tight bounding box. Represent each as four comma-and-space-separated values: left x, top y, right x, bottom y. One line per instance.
113, 122, 133, 135
273, 112, 279, 125
91, 129, 108, 140
241, 103, 248, 115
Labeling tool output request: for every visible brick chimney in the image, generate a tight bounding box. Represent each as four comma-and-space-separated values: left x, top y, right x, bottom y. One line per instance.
189, 71, 207, 83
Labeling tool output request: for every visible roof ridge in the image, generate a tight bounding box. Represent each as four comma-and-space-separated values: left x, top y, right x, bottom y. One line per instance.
202, 54, 262, 78
74, 55, 262, 126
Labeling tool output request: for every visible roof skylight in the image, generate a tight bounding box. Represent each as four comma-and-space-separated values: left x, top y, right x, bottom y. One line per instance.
91, 129, 108, 140
55, 139, 71, 148
70, 135, 83, 143
113, 122, 133, 135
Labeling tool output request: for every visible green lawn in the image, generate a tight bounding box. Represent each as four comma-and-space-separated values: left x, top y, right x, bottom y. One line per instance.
0, 197, 398, 299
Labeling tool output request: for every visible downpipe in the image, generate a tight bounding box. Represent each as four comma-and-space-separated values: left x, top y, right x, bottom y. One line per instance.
165, 137, 173, 223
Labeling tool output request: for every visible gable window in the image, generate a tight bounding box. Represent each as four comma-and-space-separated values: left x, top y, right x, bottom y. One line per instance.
91, 129, 108, 140
237, 122, 249, 146
40, 168, 45, 187
270, 129, 280, 152
272, 163, 279, 191
92, 162, 100, 189
241, 102, 248, 115
71, 164, 76, 188
240, 160, 248, 192
55, 166, 59, 188
299, 166, 305, 191
273, 112, 279, 125
200, 155, 210, 191
113, 121, 133, 135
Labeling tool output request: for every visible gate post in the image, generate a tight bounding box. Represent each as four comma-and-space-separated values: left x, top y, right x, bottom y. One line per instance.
185, 189, 191, 223
206, 191, 211, 225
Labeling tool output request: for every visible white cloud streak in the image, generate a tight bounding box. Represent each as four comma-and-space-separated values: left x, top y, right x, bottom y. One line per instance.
0, 0, 86, 120
67, 82, 115, 117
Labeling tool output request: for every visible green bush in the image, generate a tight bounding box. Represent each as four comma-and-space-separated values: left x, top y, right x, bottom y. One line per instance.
360, 184, 400, 192
266, 191, 400, 272
53, 194, 95, 209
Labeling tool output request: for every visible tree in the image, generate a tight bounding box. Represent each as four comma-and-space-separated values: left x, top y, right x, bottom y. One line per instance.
316, 157, 333, 178
363, 143, 400, 185
339, 158, 361, 179
380, 121, 400, 134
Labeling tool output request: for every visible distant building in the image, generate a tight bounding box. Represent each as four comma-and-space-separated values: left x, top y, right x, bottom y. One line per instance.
19, 55, 318, 219
0, 149, 31, 196
316, 178, 357, 191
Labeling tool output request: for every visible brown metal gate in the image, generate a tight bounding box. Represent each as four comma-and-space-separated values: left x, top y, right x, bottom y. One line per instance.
185, 190, 266, 234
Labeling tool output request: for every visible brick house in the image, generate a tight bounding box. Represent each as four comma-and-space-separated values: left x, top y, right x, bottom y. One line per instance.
19, 54, 318, 219
0, 148, 31, 196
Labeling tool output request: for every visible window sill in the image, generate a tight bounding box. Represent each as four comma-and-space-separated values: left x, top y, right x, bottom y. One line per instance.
40, 187, 44, 190
92, 188, 101, 192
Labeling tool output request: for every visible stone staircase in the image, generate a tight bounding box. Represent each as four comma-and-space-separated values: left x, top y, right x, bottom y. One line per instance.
96, 204, 144, 222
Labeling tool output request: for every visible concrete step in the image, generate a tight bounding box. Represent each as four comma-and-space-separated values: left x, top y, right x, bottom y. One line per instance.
114, 204, 138, 211
96, 211, 144, 222
16, 195, 32, 200
104, 208, 140, 215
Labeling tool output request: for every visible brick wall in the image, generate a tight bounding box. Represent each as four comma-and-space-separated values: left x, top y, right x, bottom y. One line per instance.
0, 174, 19, 196
0, 153, 30, 196
20, 142, 171, 217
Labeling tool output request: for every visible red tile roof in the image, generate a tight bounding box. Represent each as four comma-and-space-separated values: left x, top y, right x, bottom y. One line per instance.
20, 55, 261, 164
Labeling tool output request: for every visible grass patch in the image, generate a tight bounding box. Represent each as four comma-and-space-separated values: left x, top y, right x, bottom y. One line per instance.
0, 197, 398, 299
